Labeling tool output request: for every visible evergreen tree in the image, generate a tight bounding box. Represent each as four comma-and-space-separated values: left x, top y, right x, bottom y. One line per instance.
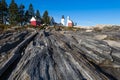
28, 3, 34, 20
18, 4, 25, 26
24, 10, 29, 23
0, 0, 8, 24
43, 10, 50, 25
50, 17, 55, 26
9, 0, 18, 25
35, 10, 41, 21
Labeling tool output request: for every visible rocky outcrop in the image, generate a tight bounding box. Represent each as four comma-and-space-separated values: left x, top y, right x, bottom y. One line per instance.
0, 30, 37, 76
0, 28, 120, 80
94, 35, 107, 40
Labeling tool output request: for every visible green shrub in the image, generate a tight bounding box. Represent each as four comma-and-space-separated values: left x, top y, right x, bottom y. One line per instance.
0, 24, 8, 31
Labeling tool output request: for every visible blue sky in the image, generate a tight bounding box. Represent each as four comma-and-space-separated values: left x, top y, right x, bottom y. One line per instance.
6, 0, 120, 26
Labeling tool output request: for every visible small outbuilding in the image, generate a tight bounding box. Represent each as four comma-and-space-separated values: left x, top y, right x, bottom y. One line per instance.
30, 17, 40, 26
68, 20, 73, 27
66, 16, 74, 27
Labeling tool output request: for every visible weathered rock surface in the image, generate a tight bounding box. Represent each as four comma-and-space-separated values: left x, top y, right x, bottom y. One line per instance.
0, 27, 120, 80
94, 35, 107, 40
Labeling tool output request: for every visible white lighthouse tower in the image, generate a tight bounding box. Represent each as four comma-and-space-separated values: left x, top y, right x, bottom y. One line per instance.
61, 15, 65, 26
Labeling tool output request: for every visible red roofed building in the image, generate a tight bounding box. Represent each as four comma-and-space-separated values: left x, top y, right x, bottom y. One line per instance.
30, 17, 40, 26
68, 20, 73, 27
66, 16, 73, 27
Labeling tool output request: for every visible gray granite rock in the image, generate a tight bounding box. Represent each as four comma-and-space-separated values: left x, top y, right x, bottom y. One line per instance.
8, 31, 117, 80
0, 28, 120, 80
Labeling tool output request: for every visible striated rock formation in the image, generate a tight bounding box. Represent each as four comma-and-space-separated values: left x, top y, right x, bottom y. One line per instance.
0, 27, 120, 80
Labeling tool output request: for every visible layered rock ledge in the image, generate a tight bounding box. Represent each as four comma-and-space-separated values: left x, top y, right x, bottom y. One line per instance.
0, 27, 120, 80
